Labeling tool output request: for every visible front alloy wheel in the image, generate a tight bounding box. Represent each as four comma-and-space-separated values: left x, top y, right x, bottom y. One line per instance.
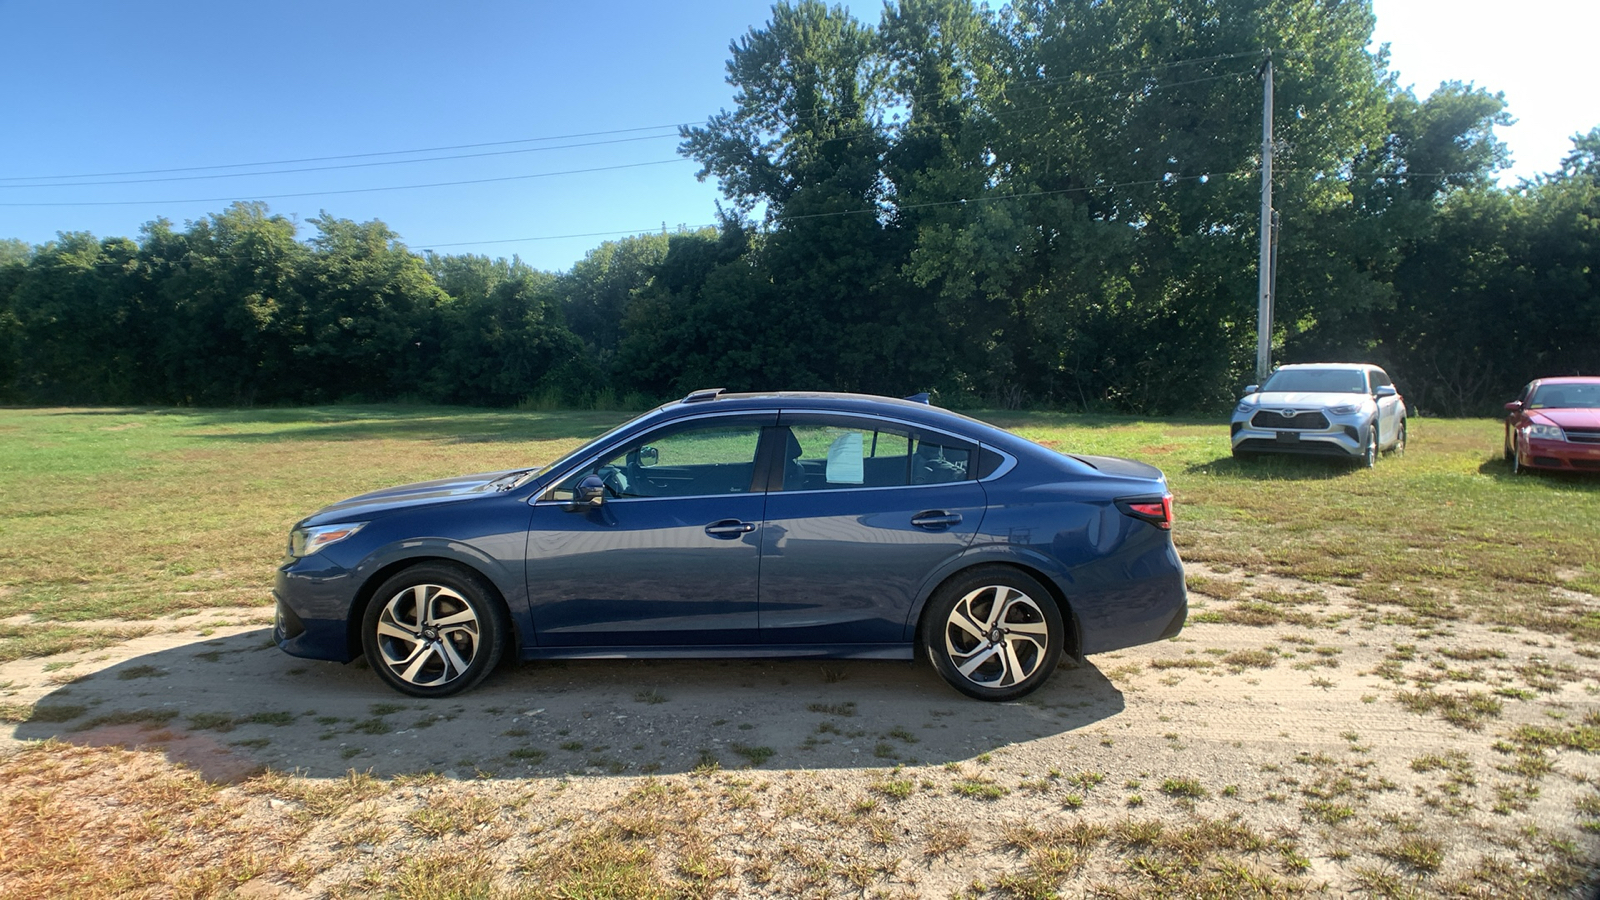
1361, 423, 1378, 468
923, 568, 1063, 701
362, 563, 507, 697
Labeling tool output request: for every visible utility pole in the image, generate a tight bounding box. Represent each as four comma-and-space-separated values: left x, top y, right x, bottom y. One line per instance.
1255, 53, 1275, 384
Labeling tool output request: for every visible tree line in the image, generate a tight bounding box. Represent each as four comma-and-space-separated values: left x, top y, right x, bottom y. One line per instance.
2, 0, 1597, 415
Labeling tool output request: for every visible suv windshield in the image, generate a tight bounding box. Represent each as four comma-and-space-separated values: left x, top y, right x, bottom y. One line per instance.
1261, 368, 1368, 394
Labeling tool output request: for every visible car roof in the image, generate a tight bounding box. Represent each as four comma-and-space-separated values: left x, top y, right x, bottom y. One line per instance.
1274, 362, 1382, 372
1531, 376, 1600, 386
647, 390, 1028, 450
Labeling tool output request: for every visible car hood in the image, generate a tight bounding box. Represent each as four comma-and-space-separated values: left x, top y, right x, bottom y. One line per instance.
1249, 391, 1372, 409
1533, 408, 1600, 429
302, 469, 531, 525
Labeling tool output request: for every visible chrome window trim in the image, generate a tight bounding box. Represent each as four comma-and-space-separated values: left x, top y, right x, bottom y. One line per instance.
530, 405, 1020, 505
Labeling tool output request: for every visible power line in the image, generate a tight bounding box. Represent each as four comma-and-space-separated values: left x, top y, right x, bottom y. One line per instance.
0, 124, 696, 182
1, 65, 1260, 206
3, 51, 1270, 186
47, 168, 1483, 265
0, 159, 692, 208
1, 133, 684, 189
414, 168, 1481, 248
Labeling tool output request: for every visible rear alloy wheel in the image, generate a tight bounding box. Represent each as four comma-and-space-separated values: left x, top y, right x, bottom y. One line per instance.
362, 563, 508, 698
1389, 419, 1407, 456
922, 568, 1063, 701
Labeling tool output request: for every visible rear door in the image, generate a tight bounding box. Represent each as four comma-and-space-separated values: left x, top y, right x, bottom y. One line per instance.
756, 413, 986, 645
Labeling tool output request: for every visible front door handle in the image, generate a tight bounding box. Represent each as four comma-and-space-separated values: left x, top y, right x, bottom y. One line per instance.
911, 511, 962, 529
705, 519, 757, 538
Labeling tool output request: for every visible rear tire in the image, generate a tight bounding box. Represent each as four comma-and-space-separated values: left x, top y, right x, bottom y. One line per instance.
1389, 419, 1407, 456
921, 567, 1064, 701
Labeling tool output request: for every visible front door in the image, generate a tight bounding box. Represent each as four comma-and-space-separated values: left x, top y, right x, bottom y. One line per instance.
526, 414, 775, 646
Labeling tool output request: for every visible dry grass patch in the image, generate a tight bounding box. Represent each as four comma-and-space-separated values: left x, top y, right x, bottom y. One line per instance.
0, 741, 290, 898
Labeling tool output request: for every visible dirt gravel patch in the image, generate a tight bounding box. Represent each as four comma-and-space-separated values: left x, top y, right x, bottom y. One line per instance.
3, 574, 1599, 897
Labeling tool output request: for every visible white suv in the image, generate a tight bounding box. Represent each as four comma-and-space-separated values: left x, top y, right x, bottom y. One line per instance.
1230, 363, 1407, 467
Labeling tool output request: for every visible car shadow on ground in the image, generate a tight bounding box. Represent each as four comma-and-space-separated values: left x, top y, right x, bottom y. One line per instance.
1476, 456, 1600, 489
1185, 454, 1359, 480
14, 629, 1124, 783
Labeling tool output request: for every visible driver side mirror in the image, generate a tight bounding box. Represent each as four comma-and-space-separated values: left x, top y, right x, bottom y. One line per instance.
565, 474, 606, 512
1243, 384, 1259, 396
637, 445, 659, 467
1504, 401, 1522, 412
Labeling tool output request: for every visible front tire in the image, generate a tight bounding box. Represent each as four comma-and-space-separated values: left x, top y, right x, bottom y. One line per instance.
362, 563, 509, 698
1361, 422, 1378, 469
921, 567, 1064, 701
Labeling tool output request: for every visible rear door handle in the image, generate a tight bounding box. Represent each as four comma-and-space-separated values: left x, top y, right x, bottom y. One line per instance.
705, 519, 757, 538
911, 511, 962, 529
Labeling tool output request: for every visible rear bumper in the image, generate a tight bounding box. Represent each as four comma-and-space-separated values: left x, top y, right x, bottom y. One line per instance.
1073, 544, 1188, 655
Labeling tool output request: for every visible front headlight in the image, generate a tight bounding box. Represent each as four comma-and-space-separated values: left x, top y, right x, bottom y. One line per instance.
1526, 424, 1565, 441
288, 522, 366, 558
1327, 404, 1360, 416
1234, 400, 1254, 414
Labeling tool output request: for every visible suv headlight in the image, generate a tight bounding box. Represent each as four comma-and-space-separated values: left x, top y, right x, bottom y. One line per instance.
1234, 400, 1254, 414
1327, 404, 1360, 416
288, 522, 366, 558
1526, 424, 1565, 441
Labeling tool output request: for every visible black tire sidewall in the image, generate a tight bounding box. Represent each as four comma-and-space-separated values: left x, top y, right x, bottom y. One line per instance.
921, 567, 1064, 702
361, 562, 509, 698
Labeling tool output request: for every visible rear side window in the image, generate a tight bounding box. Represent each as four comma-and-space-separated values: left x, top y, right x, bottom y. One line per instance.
779, 416, 974, 491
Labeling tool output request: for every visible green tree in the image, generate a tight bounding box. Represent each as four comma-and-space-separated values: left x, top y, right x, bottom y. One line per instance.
290, 214, 445, 402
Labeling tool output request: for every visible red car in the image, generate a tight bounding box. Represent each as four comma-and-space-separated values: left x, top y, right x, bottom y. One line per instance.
1504, 377, 1600, 474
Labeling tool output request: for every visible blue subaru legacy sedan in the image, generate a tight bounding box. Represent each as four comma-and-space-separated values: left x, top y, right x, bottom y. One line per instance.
275, 391, 1186, 701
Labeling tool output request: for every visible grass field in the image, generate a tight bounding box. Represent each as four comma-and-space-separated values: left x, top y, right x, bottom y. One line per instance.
2, 404, 1598, 898
3, 405, 1595, 638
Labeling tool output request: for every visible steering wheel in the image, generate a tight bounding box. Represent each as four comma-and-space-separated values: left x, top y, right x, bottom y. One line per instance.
597, 465, 628, 499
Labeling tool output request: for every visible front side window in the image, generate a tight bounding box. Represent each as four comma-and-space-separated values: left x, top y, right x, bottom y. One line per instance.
780, 418, 973, 491
549, 421, 764, 500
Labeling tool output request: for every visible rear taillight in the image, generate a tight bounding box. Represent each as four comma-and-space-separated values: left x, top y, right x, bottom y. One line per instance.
1121, 493, 1174, 530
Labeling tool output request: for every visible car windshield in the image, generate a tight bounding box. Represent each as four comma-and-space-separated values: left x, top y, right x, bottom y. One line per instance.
509, 410, 661, 488
1261, 369, 1367, 394
1529, 383, 1600, 409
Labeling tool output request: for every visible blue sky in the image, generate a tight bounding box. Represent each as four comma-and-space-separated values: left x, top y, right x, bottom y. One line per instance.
1, 0, 1595, 273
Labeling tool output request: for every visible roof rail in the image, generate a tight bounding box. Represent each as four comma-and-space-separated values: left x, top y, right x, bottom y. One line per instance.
682, 388, 726, 403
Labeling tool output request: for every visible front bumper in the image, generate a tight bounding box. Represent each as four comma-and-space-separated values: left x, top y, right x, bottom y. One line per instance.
1230, 417, 1365, 458
1519, 436, 1600, 472
274, 559, 361, 662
